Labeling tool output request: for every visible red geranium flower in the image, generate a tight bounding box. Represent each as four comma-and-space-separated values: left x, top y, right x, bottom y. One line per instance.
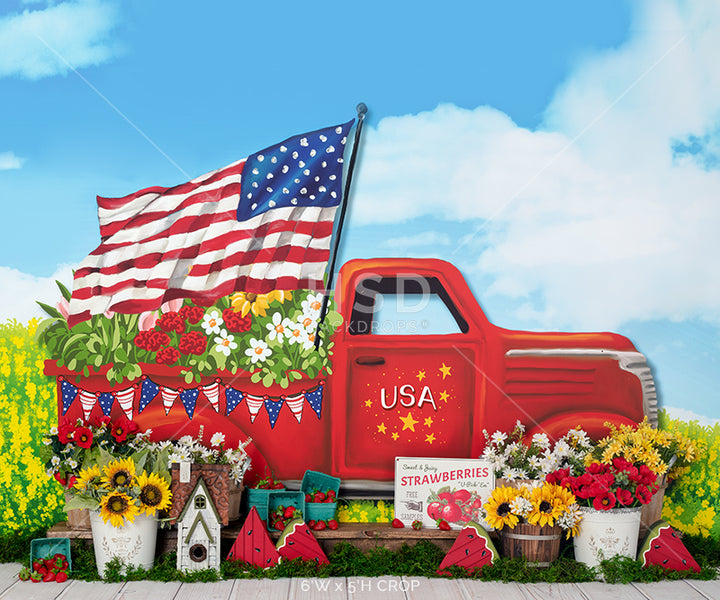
586, 462, 608, 475
73, 426, 94, 449
134, 330, 171, 352
156, 346, 180, 365
593, 491, 617, 511
179, 305, 205, 324
222, 307, 253, 332
178, 331, 207, 355
157, 311, 186, 334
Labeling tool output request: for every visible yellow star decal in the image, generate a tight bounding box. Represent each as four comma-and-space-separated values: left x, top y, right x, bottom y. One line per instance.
424, 416, 434, 427
439, 390, 449, 403
391, 432, 399, 441
439, 363, 452, 379
416, 370, 426, 382
365, 399, 372, 408
377, 422, 387, 434
399, 411, 419, 432
425, 433, 436, 444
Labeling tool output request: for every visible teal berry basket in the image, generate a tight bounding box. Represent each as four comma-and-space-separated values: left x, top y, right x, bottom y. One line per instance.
301, 470, 340, 522
245, 486, 284, 521
30, 538, 72, 573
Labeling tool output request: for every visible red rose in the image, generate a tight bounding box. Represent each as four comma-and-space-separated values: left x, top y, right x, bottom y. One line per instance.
179, 305, 205, 324
157, 311, 186, 334
635, 485, 652, 504
586, 462, 607, 475
178, 331, 207, 355
593, 491, 617, 511
615, 487, 634, 506
156, 346, 180, 365
222, 308, 252, 332
73, 426, 94, 449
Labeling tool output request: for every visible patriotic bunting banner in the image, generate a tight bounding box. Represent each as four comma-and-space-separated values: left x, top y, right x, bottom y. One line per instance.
115, 387, 136, 419
60, 378, 78, 415
180, 388, 200, 419
55, 376, 323, 426
264, 397, 285, 429
201, 381, 221, 413
139, 378, 159, 413
98, 392, 114, 416
161, 386, 179, 415
225, 387, 244, 415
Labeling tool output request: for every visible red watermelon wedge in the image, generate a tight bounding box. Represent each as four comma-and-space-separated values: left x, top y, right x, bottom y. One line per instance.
638, 520, 700, 573
437, 521, 498, 575
227, 506, 280, 568
276, 518, 329, 565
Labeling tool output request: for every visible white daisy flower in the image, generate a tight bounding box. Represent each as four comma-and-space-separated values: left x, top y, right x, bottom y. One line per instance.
201, 310, 224, 335
245, 338, 271, 363
210, 432, 226, 447
266, 312, 288, 342
214, 329, 237, 356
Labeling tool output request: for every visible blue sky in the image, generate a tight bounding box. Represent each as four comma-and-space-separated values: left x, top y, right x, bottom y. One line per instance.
1, 0, 718, 423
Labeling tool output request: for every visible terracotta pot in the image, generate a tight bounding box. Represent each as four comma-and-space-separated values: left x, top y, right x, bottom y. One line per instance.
169, 463, 243, 526
501, 522, 562, 567
65, 492, 91, 529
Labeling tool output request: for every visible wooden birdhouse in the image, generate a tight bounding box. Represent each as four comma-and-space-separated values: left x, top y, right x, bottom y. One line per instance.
176, 477, 222, 572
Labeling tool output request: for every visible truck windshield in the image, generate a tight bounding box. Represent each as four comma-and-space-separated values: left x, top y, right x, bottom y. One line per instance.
348, 276, 468, 335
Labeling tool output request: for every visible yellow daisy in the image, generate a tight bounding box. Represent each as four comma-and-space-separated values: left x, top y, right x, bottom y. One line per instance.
100, 492, 140, 527
137, 471, 172, 515
230, 291, 273, 317
101, 458, 136, 490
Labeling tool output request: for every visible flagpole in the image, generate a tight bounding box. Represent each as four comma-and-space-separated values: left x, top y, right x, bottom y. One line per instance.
314, 102, 367, 350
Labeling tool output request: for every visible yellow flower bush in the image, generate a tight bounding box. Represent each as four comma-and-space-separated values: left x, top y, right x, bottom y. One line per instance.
659, 411, 719, 538
0, 319, 64, 534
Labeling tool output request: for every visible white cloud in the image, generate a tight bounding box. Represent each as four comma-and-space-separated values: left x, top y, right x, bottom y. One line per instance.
663, 406, 720, 427
0, 151, 24, 170
351, 0, 720, 331
0, 264, 74, 324
381, 231, 452, 250
0, 0, 120, 80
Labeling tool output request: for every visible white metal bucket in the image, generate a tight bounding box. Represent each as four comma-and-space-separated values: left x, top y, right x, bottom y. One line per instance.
89, 511, 158, 577
573, 506, 641, 569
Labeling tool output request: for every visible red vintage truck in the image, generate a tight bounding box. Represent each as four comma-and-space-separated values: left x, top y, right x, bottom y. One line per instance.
47, 257, 657, 485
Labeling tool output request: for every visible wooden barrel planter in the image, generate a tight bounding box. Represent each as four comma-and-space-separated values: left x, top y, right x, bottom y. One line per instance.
500, 523, 562, 567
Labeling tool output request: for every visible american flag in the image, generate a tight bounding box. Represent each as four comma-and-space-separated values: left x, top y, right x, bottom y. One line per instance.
67, 120, 354, 327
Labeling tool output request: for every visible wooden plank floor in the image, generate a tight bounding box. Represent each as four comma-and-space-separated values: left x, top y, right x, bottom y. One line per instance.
1, 565, 719, 600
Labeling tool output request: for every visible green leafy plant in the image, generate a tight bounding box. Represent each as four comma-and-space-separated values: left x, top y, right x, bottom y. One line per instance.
36, 283, 343, 387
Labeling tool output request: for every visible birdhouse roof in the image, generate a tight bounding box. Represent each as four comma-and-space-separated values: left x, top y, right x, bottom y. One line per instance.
176, 476, 222, 524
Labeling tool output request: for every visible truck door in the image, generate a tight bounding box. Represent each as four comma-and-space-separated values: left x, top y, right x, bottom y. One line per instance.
339, 274, 481, 480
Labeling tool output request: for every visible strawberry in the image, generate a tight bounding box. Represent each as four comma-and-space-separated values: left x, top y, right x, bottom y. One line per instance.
324, 496, 334, 503
411, 520, 422, 530
437, 519, 451, 531
313, 491, 326, 502
54, 571, 69, 583
327, 519, 339, 530
308, 519, 317, 528
18, 567, 31, 581
53, 553, 66, 562
391, 518, 405, 528
283, 506, 296, 519
327, 489, 336, 499
29, 571, 42, 583
305, 493, 313, 502
42, 571, 56, 583
312, 520, 326, 531
31, 560, 44, 572
273, 482, 284, 489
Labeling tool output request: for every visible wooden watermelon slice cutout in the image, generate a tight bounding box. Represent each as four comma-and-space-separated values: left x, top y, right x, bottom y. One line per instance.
227, 506, 280, 568
437, 521, 499, 575
638, 520, 700, 573
276, 518, 329, 565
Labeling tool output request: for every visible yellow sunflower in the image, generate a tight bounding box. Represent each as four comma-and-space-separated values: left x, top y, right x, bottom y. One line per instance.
137, 471, 172, 515
100, 492, 140, 527
483, 486, 523, 531
268, 290, 293, 304
526, 484, 572, 527
101, 457, 136, 490
74, 465, 102, 491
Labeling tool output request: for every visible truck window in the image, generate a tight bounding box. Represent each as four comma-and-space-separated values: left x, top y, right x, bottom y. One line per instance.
348, 276, 468, 335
